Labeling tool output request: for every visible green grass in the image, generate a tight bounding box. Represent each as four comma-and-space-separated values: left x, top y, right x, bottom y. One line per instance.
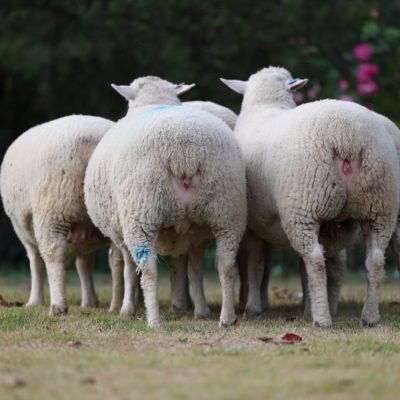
0, 272, 400, 400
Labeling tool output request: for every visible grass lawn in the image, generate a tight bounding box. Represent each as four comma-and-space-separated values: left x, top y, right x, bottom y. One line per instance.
0, 270, 400, 400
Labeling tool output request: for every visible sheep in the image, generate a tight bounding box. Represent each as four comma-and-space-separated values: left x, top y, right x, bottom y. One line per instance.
159, 100, 237, 314
183, 101, 237, 130
0, 115, 114, 315
158, 100, 237, 314
84, 75, 247, 328
108, 100, 238, 316
221, 66, 400, 327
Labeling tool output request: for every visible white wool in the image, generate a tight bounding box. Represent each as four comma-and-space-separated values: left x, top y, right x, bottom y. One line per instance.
223, 66, 400, 327
0, 115, 114, 314
183, 101, 237, 130
85, 76, 247, 328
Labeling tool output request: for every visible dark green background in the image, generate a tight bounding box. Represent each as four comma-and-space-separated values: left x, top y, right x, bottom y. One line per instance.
1, 0, 400, 271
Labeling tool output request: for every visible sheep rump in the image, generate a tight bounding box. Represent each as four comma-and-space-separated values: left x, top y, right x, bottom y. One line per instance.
85, 78, 246, 328
223, 67, 400, 328
0, 115, 114, 314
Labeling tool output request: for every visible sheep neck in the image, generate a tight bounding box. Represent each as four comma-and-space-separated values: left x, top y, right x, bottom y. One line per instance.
127, 92, 181, 112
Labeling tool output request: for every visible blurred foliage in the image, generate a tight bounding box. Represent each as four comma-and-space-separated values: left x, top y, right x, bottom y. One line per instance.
1, 0, 400, 269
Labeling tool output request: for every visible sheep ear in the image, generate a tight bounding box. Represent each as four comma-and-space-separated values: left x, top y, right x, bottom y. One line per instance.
220, 78, 247, 95
287, 78, 308, 92
175, 83, 195, 96
111, 84, 137, 100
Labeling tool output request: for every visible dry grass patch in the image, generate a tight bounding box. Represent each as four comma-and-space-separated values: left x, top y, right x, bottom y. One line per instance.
0, 272, 399, 400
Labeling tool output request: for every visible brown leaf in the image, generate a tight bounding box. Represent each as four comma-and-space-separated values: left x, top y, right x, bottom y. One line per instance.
81, 377, 96, 385
0, 295, 24, 308
68, 340, 82, 348
3, 376, 26, 388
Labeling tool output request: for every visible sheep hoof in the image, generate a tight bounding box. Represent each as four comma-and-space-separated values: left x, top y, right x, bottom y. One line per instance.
109, 303, 122, 314
148, 319, 164, 330
194, 307, 211, 319
313, 318, 332, 329
120, 305, 135, 317
329, 306, 338, 317
25, 299, 44, 307
243, 306, 262, 320
171, 303, 190, 313
361, 315, 380, 327
81, 298, 100, 309
49, 304, 68, 316
219, 317, 237, 328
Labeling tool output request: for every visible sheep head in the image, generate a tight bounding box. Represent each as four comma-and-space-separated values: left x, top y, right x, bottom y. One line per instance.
111, 76, 195, 109
221, 66, 308, 110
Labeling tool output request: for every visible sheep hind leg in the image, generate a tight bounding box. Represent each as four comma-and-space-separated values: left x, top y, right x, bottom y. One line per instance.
244, 234, 264, 318
326, 250, 346, 317
120, 249, 140, 317
299, 258, 311, 318
170, 254, 192, 311
301, 230, 331, 328
25, 243, 46, 307
215, 232, 239, 327
45, 260, 68, 316
260, 242, 272, 311
188, 245, 210, 319
108, 244, 124, 313
237, 240, 248, 313
76, 252, 99, 308
127, 236, 162, 329
360, 223, 390, 327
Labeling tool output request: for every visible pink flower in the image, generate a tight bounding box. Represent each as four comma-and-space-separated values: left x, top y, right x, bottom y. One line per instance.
357, 63, 380, 83
357, 81, 379, 96
307, 84, 321, 100
354, 43, 373, 62
339, 95, 354, 102
370, 8, 379, 18
338, 80, 349, 91
293, 92, 304, 104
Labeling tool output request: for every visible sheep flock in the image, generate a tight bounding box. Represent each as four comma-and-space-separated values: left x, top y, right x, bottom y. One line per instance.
1, 67, 400, 330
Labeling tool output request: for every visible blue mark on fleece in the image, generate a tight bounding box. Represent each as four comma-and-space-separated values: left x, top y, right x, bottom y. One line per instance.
133, 245, 150, 264
150, 105, 178, 113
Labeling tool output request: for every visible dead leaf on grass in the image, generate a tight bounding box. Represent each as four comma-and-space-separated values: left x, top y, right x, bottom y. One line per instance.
2, 376, 26, 388
67, 340, 82, 348
0, 295, 24, 308
81, 377, 96, 385
258, 332, 303, 345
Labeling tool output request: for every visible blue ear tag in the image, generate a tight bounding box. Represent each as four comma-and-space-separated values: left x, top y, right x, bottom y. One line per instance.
287, 78, 298, 85
133, 245, 150, 266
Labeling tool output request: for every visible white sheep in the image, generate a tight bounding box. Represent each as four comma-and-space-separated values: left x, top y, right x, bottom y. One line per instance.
0, 115, 114, 315
108, 100, 238, 317
183, 101, 237, 130
84, 76, 247, 328
222, 66, 400, 327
